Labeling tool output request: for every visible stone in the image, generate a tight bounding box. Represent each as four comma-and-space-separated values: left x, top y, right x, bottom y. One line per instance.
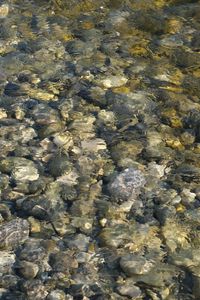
0, 251, 15, 273
47, 290, 66, 300
48, 154, 72, 177
53, 131, 74, 151
28, 217, 41, 233
17, 260, 39, 279
120, 254, 154, 276
49, 251, 78, 273
0, 157, 39, 182
12, 164, 39, 182
0, 108, 7, 119
64, 233, 90, 251
117, 280, 142, 298
20, 279, 48, 300
81, 138, 107, 152
108, 168, 146, 203
100, 75, 128, 88
0, 4, 9, 18
0, 218, 29, 250
4, 82, 23, 97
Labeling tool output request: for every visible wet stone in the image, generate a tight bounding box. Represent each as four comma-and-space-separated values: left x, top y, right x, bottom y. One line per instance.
99, 75, 128, 88
0, 157, 39, 182
0, 251, 16, 273
0, 4, 9, 18
0, 274, 19, 290
4, 82, 24, 97
18, 239, 51, 268
16, 260, 39, 279
20, 279, 48, 300
48, 154, 72, 177
0, 218, 29, 250
64, 233, 90, 251
12, 164, 39, 182
0, 204, 11, 222
134, 11, 167, 34
117, 281, 142, 299
49, 251, 78, 273
47, 290, 66, 300
172, 48, 200, 68
108, 168, 146, 203
120, 254, 154, 276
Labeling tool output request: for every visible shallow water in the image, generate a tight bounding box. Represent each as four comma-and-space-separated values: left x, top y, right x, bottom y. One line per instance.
0, 0, 200, 299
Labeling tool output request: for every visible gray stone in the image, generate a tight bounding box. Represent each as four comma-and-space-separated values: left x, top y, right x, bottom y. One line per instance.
117, 281, 142, 298
12, 164, 39, 182
108, 168, 146, 202
120, 254, 153, 276
47, 290, 66, 300
0, 157, 39, 182
17, 260, 39, 279
0, 218, 29, 250
0, 251, 15, 273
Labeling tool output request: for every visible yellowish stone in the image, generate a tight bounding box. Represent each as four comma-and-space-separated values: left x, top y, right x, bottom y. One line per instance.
170, 117, 183, 128
0, 108, 7, 119
192, 69, 200, 77
52, 24, 74, 41
28, 217, 41, 233
129, 40, 149, 56
167, 18, 182, 34
112, 86, 130, 94
154, 0, 167, 8
27, 89, 56, 101
193, 144, 200, 154
0, 4, 9, 18
176, 203, 186, 213
160, 86, 183, 93
161, 108, 182, 128
166, 138, 184, 150
81, 21, 94, 29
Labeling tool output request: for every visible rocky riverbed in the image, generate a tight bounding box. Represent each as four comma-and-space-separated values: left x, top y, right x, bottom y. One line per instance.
0, 0, 200, 299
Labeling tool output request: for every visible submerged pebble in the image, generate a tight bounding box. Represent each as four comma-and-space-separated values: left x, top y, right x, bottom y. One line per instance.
108, 168, 146, 202
0, 218, 29, 250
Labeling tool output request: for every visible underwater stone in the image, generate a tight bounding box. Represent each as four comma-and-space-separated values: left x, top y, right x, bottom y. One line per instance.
49, 251, 78, 273
17, 260, 39, 279
0, 218, 29, 250
117, 281, 142, 298
47, 290, 66, 300
4, 82, 23, 97
108, 168, 145, 202
12, 164, 39, 182
120, 254, 154, 276
48, 154, 72, 177
0, 157, 39, 182
0, 251, 16, 273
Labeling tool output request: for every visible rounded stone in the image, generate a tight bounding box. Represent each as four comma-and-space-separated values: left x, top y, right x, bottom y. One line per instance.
120, 254, 153, 276
47, 290, 66, 300
117, 282, 142, 299
0, 218, 29, 250
108, 168, 146, 202
0, 252, 16, 273
17, 260, 39, 279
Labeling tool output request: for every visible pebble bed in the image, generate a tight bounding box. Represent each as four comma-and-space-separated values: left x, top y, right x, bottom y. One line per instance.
0, 0, 200, 299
